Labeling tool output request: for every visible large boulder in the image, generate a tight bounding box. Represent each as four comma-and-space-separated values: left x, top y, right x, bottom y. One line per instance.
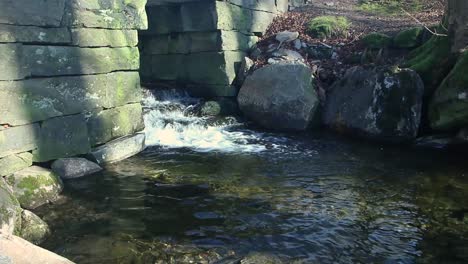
237, 61, 319, 131
429, 50, 468, 131
323, 66, 424, 142
6, 166, 63, 210
51, 158, 102, 180
19, 210, 50, 245
0, 234, 74, 264
0, 179, 22, 235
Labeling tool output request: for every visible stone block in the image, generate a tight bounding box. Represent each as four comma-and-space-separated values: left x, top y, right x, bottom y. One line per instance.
151, 54, 185, 81
250, 9, 276, 33
0, 124, 40, 159
186, 84, 238, 97
71, 29, 138, 47
0, 178, 22, 235
181, 1, 217, 32
6, 166, 63, 209
0, 153, 33, 177
0, 0, 66, 27
33, 115, 91, 162
0, 44, 29, 81
216, 2, 252, 32
25, 46, 140, 77
89, 133, 146, 164
51, 158, 102, 179
145, 5, 182, 34
185, 51, 245, 85
0, 25, 71, 44
0, 72, 142, 126
86, 103, 145, 146
141, 35, 171, 54
63, 0, 148, 29
228, 0, 277, 13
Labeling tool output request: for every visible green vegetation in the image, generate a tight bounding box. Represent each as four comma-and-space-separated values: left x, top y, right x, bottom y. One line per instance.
357, 0, 424, 15
307, 16, 350, 39
361, 32, 392, 49
393, 27, 424, 48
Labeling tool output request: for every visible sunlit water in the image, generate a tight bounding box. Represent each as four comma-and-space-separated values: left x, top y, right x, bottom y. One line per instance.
36, 89, 468, 264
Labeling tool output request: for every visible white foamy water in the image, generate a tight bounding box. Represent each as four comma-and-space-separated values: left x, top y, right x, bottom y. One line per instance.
142, 89, 268, 152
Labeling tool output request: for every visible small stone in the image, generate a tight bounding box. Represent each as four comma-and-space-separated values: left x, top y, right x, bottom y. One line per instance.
275, 31, 299, 43
293, 39, 302, 50
51, 158, 102, 180
20, 210, 50, 245
89, 134, 146, 165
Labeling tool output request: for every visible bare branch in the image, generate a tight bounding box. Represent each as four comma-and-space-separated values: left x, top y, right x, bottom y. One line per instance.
400, 7, 448, 37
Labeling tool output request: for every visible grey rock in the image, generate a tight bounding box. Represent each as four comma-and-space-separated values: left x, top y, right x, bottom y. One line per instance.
6, 166, 63, 210
0, 153, 33, 177
51, 158, 102, 180
0, 255, 12, 264
238, 61, 319, 131
0, 0, 66, 27
0, 25, 71, 44
33, 114, 91, 162
236, 56, 255, 85
272, 49, 304, 62
89, 134, 146, 165
0, 44, 29, 81
20, 210, 50, 245
323, 66, 424, 142
71, 29, 138, 47
293, 39, 302, 50
275, 31, 299, 43
0, 179, 22, 235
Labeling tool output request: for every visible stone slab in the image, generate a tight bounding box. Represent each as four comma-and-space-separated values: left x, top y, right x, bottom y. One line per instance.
32, 115, 91, 162
71, 29, 138, 47
0, 124, 40, 159
0, 44, 29, 81
0, 153, 33, 177
86, 103, 145, 146
0, 0, 66, 27
89, 133, 146, 164
0, 25, 71, 44
0, 72, 142, 126
25, 46, 140, 77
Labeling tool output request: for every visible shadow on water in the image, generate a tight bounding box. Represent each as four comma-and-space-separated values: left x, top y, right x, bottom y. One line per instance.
35, 131, 468, 264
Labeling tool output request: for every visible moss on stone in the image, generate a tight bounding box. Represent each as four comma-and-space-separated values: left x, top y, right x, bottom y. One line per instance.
403, 33, 454, 96
362, 32, 392, 49
429, 50, 468, 130
393, 27, 423, 48
307, 16, 350, 39
20, 210, 50, 245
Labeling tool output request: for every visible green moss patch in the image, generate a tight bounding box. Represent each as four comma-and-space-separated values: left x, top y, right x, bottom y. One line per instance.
393, 27, 424, 48
306, 16, 350, 39
362, 32, 392, 49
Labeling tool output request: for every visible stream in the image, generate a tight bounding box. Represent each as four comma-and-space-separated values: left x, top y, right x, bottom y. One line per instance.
36, 89, 468, 264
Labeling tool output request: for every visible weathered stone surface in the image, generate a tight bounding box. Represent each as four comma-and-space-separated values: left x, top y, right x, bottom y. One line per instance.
25, 46, 139, 77
216, 2, 252, 32
33, 115, 91, 162
323, 66, 424, 142
0, 179, 22, 235
19, 210, 50, 245
181, 1, 217, 32
0, 0, 66, 27
238, 61, 319, 131
0, 25, 71, 44
89, 133, 146, 164
228, 0, 277, 13
86, 103, 145, 146
145, 5, 182, 34
150, 54, 185, 81
185, 84, 238, 97
429, 51, 468, 131
0, 124, 40, 159
0, 72, 142, 126
0, 44, 29, 81
63, 0, 148, 30
6, 166, 63, 210
71, 29, 138, 47
51, 158, 102, 180
0, 234, 74, 264
0, 153, 33, 177
186, 51, 245, 85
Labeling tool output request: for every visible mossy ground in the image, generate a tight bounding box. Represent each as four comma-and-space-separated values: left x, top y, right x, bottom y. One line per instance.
307, 16, 350, 39
357, 0, 424, 16
362, 32, 392, 49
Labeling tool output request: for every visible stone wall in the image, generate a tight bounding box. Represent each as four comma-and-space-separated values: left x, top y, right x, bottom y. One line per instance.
0, 0, 148, 174
139, 0, 293, 97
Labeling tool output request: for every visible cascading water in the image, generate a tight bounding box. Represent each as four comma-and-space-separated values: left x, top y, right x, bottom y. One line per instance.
142, 88, 269, 152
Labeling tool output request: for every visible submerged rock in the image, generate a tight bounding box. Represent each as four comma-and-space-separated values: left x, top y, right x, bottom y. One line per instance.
51, 158, 102, 180
0, 234, 74, 264
6, 166, 63, 210
20, 210, 50, 245
323, 66, 424, 142
88, 133, 146, 164
238, 61, 319, 131
0, 179, 22, 235
240, 252, 283, 264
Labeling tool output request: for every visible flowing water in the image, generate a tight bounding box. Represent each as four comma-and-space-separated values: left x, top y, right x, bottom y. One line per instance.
37, 89, 468, 264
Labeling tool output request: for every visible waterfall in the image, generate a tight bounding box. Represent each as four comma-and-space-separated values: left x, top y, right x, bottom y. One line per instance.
142, 89, 269, 152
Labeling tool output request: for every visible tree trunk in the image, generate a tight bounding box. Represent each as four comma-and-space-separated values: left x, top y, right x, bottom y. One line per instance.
447, 0, 468, 53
